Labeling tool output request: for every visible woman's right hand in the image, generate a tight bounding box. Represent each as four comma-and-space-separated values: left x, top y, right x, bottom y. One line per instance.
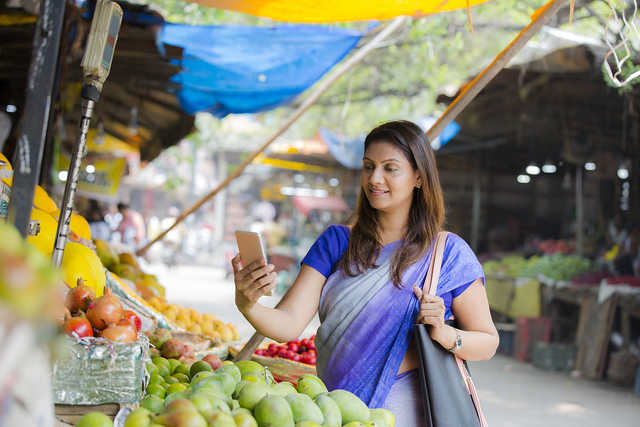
231, 254, 277, 313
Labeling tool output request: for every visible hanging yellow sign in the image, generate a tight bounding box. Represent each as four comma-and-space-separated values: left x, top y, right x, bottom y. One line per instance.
56, 154, 127, 200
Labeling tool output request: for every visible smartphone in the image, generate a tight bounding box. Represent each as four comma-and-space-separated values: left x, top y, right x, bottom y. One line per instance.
235, 231, 272, 295
235, 230, 267, 267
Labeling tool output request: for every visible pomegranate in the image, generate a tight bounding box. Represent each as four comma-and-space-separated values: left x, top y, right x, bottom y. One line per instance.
100, 320, 137, 343
63, 317, 94, 338
122, 310, 141, 332
86, 287, 122, 330
65, 279, 96, 313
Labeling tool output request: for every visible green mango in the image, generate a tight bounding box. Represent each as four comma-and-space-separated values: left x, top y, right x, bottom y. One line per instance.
253, 395, 295, 427
234, 411, 259, 427
369, 408, 395, 427
296, 375, 328, 399
285, 393, 324, 424
327, 390, 370, 424
238, 382, 271, 411
270, 381, 297, 397
235, 360, 265, 378
313, 393, 341, 427
206, 411, 236, 427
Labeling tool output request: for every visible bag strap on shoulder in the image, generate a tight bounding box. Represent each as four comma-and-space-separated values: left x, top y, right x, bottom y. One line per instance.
423, 231, 449, 296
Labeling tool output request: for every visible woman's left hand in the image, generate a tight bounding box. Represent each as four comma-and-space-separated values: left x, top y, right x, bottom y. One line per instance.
413, 285, 446, 328
413, 285, 453, 346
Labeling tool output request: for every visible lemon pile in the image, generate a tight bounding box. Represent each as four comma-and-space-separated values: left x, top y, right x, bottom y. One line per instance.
148, 297, 239, 342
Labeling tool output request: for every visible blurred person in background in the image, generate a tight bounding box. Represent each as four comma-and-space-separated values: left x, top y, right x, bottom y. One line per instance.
87, 200, 110, 241
116, 202, 146, 246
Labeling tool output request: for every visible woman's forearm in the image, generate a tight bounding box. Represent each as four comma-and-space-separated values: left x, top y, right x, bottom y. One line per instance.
239, 302, 303, 343
433, 324, 499, 361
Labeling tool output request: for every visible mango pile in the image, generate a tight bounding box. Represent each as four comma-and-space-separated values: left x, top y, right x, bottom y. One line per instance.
120, 356, 395, 427
147, 298, 239, 343
94, 240, 166, 299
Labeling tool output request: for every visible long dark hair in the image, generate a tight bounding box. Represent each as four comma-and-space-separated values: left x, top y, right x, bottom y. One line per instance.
338, 120, 445, 287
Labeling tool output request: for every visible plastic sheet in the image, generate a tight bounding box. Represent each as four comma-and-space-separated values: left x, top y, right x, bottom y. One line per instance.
52, 334, 149, 405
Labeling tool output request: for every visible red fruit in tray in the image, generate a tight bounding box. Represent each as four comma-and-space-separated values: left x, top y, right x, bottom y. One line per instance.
255, 349, 266, 356
202, 354, 223, 370
122, 310, 142, 332
287, 342, 299, 353
277, 348, 289, 358
63, 317, 94, 338
292, 354, 301, 363
300, 353, 312, 364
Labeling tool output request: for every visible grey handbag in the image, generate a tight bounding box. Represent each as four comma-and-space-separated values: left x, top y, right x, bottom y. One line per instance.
414, 231, 488, 427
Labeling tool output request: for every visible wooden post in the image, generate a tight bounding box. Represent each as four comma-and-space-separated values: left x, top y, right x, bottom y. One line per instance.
135, 16, 408, 256
8, 0, 66, 236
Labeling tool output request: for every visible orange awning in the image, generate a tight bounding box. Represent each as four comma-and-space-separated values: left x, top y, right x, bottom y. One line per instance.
183, 0, 491, 23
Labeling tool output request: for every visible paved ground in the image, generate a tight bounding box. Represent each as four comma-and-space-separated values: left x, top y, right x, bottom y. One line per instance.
147, 263, 640, 427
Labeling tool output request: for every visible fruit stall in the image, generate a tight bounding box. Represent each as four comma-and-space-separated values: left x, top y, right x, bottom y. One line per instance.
1, 147, 396, 427
483, 250, 640, 386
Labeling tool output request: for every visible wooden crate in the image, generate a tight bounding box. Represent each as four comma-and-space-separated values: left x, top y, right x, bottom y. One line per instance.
514, 317, 552, 362
229, 346, 316, 384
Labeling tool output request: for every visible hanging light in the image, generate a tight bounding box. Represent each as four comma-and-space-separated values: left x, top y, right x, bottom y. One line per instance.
525, 162, 540, 175
85, 164, 96, 173
584, 161, 596, 171
542, 161, 557, 174
617, 166, 630, 180
517, 174, 531, 184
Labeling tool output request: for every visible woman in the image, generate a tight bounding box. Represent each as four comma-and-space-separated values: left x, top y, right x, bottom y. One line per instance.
232, 120, 498, 425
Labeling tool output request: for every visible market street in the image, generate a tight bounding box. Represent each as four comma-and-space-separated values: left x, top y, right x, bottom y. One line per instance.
148, 262, 640, 427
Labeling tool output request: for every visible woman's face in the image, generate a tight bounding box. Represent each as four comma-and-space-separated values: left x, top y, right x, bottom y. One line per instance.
361, 141, 420, 214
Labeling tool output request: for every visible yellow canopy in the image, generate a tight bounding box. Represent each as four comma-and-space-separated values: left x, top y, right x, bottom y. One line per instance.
185, 0, 491, 23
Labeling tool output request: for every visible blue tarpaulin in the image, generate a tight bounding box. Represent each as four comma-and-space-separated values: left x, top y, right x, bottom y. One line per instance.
320, 118, 461, 169
158, 24, 364, 116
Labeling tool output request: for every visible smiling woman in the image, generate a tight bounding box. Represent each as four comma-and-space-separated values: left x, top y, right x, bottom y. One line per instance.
232, 120, 497, 427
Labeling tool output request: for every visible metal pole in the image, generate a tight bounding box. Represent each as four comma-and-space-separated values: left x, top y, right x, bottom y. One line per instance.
51, 96, 95, 266
8, 0, 66, 236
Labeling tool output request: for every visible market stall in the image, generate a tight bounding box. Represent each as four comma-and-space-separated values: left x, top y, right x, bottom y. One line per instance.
1, 0, 593, 425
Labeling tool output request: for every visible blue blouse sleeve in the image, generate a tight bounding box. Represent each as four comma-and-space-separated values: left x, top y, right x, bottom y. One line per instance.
301, 225, 350, 278
437, 233, 485, 298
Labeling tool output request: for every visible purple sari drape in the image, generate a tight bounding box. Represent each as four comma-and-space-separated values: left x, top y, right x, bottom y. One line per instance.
314, 233, 484, 408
